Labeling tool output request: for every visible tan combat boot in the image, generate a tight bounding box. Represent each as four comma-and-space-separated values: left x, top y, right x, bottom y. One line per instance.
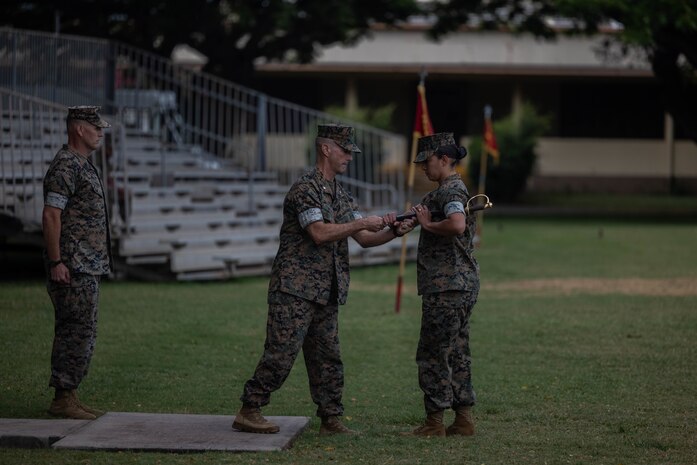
402, 411, 446, 437
232, 405, 280, 433
446, 406, 475, 436
48, 389, 96, 420
319, 416, 358, 436
70, 390, 105, 417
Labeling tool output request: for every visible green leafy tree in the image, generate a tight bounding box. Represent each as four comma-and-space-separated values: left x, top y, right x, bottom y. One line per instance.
468, 103, 550, 202
324, 103, 397, 131
427, 0, 697, 144
0, 0, 419, 84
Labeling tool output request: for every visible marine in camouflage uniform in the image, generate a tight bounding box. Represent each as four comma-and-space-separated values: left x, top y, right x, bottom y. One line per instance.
408, 132, 480, 437
234, 124, 414, 435
42, 106, 112, 420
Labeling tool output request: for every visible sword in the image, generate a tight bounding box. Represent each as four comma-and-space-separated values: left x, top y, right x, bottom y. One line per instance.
396, 194, 493, 221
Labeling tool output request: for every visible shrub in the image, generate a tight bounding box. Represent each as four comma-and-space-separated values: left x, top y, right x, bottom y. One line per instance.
468, 103, 550, 202
324, 103, 396, 132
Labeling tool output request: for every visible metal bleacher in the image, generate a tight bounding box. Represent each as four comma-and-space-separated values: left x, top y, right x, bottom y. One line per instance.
0, 28, 417, 281
113, 135, 283, 280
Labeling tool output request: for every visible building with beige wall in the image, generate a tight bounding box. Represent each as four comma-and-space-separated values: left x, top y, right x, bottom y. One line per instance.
253, 23, 697, 194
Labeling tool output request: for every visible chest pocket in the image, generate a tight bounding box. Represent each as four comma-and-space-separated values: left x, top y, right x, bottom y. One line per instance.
321, 195, 336, 223
85, 166, 104, 199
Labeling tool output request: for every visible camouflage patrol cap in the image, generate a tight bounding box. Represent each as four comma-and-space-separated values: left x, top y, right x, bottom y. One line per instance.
414, 132, 455, 163
67, 106, 111, 128
317, 124, 361, 153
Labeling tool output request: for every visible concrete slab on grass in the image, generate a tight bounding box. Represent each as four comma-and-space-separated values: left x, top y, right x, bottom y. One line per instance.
52, 412, 310, 452
0, 418, 90, 448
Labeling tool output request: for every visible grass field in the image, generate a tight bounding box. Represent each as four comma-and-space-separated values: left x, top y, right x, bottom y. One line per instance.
1, 218, 696, 464
516, 192, 697, 215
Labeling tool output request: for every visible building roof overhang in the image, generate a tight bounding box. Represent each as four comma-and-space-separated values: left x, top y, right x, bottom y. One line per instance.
255, 29, 651, 79
255, 62, 652, 78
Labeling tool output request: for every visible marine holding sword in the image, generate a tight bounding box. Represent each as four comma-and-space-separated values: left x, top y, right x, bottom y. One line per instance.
233, 124, 416, 436
402, 132, 481, 437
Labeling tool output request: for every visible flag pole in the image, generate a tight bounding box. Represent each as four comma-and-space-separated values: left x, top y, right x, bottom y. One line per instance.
395, 70, 430, 314
475, 105, 493, 245
395, 125, 420, 314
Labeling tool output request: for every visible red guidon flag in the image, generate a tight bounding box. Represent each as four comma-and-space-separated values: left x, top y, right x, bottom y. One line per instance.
483, 112, 500, 164
413, 83, 434, 139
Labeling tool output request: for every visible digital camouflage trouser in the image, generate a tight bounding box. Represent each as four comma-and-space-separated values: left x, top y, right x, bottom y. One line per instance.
417, 289, 478, 413
47, 274, 101, 390
241, 292, 344, 417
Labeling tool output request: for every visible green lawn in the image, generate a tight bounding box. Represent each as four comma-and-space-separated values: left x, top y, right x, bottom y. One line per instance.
516, 192, 697, 215
1, 218, 696, 464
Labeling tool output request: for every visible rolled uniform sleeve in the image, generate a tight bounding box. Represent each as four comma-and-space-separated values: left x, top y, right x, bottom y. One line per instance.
298, 208, 323, 229
45, 192, 69, 210
443, 200, 465, 217
44, 159, 76, 210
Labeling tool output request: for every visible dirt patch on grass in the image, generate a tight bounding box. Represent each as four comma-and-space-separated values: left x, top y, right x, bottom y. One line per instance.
353, 277, 697, 297
486, 277, 697, 296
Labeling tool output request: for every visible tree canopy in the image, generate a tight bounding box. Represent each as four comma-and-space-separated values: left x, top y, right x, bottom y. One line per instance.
1, 0, 419, 83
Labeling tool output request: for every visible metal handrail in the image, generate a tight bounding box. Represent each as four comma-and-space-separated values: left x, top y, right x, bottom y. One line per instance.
110, 40, 406, 205
0, 88, 124, 232
1, 27, 406, 216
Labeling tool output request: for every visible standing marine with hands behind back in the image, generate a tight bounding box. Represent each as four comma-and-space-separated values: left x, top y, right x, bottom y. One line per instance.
404, 132, 480, 437
42, 106, 112, 420
233, 124, 415, 436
